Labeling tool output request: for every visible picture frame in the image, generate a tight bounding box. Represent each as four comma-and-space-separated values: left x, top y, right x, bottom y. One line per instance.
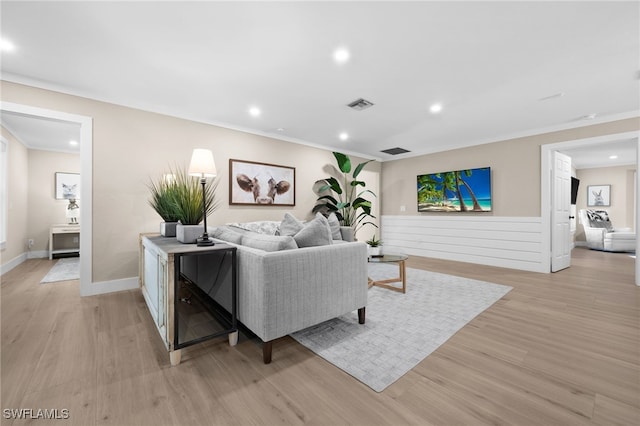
55, 172, 80, 200
586, 184, 610, 207
229, 159, 295, 206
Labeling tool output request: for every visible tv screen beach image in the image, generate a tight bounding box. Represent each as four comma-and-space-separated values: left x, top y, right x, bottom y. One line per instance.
417, 167, 492, 212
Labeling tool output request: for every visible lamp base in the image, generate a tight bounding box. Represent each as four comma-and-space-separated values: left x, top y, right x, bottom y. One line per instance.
196, 236, 215, 247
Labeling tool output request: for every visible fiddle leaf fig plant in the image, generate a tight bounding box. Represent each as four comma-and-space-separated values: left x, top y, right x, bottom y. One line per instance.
313, 152, 377, 235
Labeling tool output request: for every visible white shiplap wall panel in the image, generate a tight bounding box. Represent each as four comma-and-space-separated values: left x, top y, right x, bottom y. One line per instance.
381, 215, 546, 273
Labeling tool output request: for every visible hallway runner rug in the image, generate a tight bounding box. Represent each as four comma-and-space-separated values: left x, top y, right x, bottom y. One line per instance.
40, 257, 80, 283
291, 263, 512, 392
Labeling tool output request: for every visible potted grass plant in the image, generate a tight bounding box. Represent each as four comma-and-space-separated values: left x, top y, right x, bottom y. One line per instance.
171, 166, 219, 243
148, 173, 181, 237
149, 165, 218, 242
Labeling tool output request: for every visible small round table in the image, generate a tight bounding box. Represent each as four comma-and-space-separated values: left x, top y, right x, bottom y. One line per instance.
368, 253, 409, 293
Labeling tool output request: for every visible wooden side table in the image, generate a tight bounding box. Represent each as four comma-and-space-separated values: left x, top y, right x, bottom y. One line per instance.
140, 234, 238, 366
368, 254, 408, 293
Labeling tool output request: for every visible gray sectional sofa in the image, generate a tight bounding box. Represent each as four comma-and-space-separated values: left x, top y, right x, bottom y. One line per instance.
200, 214, 369, 363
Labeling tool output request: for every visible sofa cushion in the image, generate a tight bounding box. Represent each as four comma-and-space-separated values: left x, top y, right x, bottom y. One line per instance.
293, 213, 333, 248
278, 213, 305, 237
241, 233, 298, 252
227, 220, 281, 235
327, 213, 343, 240
212, 226, 244, 244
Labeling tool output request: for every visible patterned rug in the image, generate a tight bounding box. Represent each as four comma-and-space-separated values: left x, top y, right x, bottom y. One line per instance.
40, 257, 80, 283
291, 263, 512, 392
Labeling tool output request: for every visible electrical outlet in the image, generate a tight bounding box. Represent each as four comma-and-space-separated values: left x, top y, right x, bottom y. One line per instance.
400, 205, 406, 212
27, 239, 34, 248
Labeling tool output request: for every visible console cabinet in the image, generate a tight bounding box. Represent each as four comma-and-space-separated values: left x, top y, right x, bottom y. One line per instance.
139, 234, 238, 366
49, 224, 80, 259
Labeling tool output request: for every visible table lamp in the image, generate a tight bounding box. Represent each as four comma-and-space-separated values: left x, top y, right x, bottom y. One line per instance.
188, 148, 217, 246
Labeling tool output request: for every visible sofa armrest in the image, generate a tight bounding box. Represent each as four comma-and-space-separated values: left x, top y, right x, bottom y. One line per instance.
236, 242, 368, 342
583, 227, 606, 250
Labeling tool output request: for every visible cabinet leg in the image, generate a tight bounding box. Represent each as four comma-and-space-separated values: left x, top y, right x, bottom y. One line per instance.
169, 349, 182, 366
228, 330, 239, 346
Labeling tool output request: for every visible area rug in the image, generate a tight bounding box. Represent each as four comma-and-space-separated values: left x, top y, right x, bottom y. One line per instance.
40, 257, 80, 283
291, 263, 512, 392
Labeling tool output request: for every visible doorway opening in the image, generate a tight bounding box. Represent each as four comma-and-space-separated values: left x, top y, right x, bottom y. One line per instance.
0, 101, 93, 294
541, 131, 639, 285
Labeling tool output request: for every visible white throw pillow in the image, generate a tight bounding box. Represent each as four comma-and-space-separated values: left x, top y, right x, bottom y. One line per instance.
279, 213, 305, 236
327, 212, 343, 240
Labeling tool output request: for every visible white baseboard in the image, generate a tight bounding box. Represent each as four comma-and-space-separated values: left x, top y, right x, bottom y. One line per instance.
0, 252, 27, 276
80, 276, 139, 297
27, 250, 48, 259
1, 254, 139, 296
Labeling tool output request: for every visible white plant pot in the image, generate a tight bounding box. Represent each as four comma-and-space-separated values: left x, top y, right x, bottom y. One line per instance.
176, 223, 203, 244
368, 246, 382, 257
160, 222, 177, 237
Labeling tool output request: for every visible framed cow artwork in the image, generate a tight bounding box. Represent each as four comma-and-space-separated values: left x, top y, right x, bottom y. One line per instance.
229, 159, 295, 206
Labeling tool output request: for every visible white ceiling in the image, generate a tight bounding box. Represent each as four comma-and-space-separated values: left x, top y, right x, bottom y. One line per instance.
0, 1, 638, 162
0, 111, 80, 153
560, 138, 637, 169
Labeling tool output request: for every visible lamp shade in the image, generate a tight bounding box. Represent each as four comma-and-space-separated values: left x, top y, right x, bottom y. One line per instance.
188, 148, 217, 177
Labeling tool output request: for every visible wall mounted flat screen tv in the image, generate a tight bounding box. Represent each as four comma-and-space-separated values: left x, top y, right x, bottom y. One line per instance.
417, 167, 492, 212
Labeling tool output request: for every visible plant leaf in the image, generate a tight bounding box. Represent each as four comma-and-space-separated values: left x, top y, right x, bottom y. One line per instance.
316, 194, 338, 205
333, 152, 351, 173
353, 159, 373, 178
325, 177, 342, 195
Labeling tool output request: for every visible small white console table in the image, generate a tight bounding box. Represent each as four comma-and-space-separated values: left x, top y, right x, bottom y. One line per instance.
49, 224, 80, 260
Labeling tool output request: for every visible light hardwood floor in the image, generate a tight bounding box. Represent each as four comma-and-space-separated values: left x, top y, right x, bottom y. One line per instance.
1, 248, 638, 425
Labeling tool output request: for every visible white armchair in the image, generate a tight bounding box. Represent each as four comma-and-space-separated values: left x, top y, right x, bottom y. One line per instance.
578, 209, 635, 252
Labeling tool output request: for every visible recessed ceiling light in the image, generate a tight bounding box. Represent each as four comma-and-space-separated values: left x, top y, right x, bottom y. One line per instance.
609, 155, 618, 160
69, 140, 78, 146
581, 113, 597, 120
333, 47, 350, 64
339, 132, 349, 141
248, 106, 261, 117
0, 37, 15, 52
429, 103, 443, 114
276, 127, 285, 132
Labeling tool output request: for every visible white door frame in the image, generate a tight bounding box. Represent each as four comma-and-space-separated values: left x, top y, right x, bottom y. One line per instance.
1, 101, 93, 294
541, 130, 640, 284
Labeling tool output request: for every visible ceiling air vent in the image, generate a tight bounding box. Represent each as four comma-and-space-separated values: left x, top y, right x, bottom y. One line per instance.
347, 98, 374, 111
381, 147, 411, 155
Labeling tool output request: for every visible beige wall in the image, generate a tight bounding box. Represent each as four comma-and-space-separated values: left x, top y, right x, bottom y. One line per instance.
0, 126, 29, 268
28, 150, 81, 252
0, 81, 380, 283
575, 165, 636, 241
382, 118, 640, 217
